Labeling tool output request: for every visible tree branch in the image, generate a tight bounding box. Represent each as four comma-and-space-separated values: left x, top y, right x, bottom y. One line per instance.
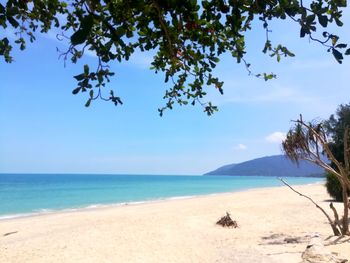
279, 178, 341, 236
152, 0, 175, 58
343, 126, 350, 190
330, 202, 343, 232
295, 118, 345, 177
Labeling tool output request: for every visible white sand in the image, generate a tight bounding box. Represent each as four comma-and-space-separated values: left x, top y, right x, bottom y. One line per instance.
1, 183, 349, 262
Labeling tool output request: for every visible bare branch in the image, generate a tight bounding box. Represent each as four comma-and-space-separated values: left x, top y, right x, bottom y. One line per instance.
330, 202, 343, 232
302, 157, 342, 180
343, 126, 350, 190
279, 178, 341, 236
293, 117, 346, 178
283, 114, 350, 235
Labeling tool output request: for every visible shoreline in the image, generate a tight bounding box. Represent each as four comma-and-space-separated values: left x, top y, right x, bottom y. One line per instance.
0, 181, 324, 222
1, 182, 349, 263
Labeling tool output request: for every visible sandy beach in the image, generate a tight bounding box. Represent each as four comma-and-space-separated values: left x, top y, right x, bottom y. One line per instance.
1, 183, 349, 262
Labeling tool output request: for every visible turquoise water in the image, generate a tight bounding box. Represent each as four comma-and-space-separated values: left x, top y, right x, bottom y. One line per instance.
0, 174, 322, 218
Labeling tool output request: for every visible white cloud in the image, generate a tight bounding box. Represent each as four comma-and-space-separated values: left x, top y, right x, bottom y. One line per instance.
206, 77, 319, 107
235, 143, 247, 150
265, 132, 286, 144
127, 50, 153, 69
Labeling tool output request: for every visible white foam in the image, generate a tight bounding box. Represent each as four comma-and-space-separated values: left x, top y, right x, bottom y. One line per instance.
0, 212, 38, 220
167, 195, 196, 200
0, 195, 202, 220
0, 180, 323, 220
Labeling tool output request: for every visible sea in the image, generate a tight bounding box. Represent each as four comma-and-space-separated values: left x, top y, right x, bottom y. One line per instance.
0, 174, 322, 219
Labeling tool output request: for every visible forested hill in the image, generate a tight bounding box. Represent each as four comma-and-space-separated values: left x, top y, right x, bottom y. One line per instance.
205, 155, 324, 177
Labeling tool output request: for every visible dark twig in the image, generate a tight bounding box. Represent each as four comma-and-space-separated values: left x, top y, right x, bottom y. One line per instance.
279, 178, 341, 236
3, 231, 18, 237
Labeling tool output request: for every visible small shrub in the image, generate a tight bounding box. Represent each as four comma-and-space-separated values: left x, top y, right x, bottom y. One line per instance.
325, 173, 350, 201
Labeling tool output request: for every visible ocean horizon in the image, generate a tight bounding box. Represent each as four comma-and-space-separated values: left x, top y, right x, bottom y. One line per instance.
0, 173, 322, 219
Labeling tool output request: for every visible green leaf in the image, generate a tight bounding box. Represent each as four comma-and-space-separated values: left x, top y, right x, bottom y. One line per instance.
73, 73, 85, 81
335, 43, 347, 49
85, 98, 92, 107
345, 48, 350, 56
318, 15, 328, 27
332, 49, 343, 64
89, 90, 93, 98
7, 16, 19, 28
82, 13, 94, 28
263, 73, 276, 81
138, 30, 147, 36
337, 0, 347, 7
72, 87, 81, 94
262, 40, 271, 53
116, 97, 123, 105
115, 27, 125, 38
335, 18, 343, 27
126, 30, 133, 38
0, 4, 5, 14
306, 14, 315, 24
71, 29, 88, 45
285, 49, 295, 57
70, 14, 94, 45
84, 64, 89, 75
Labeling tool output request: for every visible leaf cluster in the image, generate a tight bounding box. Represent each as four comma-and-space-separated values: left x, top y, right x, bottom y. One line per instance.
0, 0, 348, 114
324, 103, 350, 166
283, 117, 327, 164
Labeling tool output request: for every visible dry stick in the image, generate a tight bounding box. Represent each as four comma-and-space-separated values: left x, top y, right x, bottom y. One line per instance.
279, 178, 341, 236
341, 127, 350, 235
3, 231, 18, 236
344, 126, 350, 190
330, 202, 343, 232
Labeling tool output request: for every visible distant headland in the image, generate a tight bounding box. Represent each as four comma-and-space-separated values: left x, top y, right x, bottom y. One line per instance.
205, 155, 324, 177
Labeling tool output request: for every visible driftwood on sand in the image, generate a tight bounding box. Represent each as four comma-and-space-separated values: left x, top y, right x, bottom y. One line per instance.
216, 212, 238, 228
3, 231, 18, 237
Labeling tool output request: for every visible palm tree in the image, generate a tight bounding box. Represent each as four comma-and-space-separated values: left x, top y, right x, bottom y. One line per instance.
282, 115, 350, 236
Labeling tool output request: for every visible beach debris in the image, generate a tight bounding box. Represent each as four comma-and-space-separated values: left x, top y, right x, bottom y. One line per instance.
301, 236, 348, 263
3, 231, 18, 237
216, 212, 238, 228
261, 233, 308, 245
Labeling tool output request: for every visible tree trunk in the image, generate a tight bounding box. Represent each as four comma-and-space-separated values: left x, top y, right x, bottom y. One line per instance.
330, 222, 341, 236
341, 184, 349, 235
329, 203, 342, 236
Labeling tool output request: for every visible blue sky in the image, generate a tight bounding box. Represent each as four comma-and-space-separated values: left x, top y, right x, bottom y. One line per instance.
1, 9, 350, 175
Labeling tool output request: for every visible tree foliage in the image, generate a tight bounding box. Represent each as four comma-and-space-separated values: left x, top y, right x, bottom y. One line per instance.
0, 0, 348, 114
282, 115, 350, 236
325, 103, 350, 165
325, 172, 348, 201
324, 103, 350, 201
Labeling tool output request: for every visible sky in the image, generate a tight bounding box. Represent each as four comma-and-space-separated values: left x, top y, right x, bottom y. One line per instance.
1, 7, 350, 175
